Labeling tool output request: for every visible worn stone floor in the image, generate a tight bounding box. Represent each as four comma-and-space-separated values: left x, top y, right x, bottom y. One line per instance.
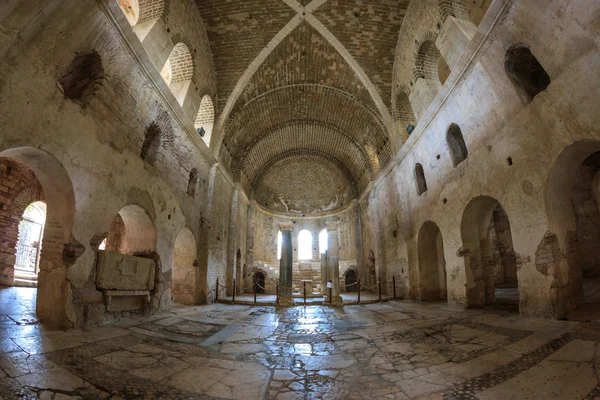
2, 286, 600, 399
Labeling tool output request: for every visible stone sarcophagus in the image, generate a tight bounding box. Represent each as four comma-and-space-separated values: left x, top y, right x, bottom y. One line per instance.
96, 251, 156, 311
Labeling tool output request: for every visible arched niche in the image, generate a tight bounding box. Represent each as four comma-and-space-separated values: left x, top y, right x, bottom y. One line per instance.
447, 123, 468, 167
418, 221, 447, 301
461, 196, 519, 310
195, 95, 215, 146
161, 43, 194, 106
505, 45, 551, 103
172, 228, 197, 305
105, 204, 156, 255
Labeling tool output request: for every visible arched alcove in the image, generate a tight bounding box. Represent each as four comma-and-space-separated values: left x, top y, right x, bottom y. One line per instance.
161, 43, 194, 105
447, 123, 468, 167
545, 141, 600, 319
395, 91, 416, 138
106, 204, 156, 255
414, 163, 428, 196
0, 147, 76, 328
172, 228, 197, 305
195, 95, 215, 146
364, 144, 381, 174
461, 196, 519, 310
254, 271, 266, 294
345, 269, 358, 293
505, 45, 551, 102
414, 40, 445, 87
418, 221, 447, 301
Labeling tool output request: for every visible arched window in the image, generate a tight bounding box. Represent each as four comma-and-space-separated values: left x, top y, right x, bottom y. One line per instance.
414, 40, 446, 87
298, 230, 312, 260
195, 95, 215, 146
187, 168, 198, 197
504, 45, 551, 102
277, 231, 282, 260
15, 202, 46, 275
116, 0, 165, 41
415, 163, 428, 196
447, 123, 468, 167
161, 43, 193, 106
319, 229, 328, 255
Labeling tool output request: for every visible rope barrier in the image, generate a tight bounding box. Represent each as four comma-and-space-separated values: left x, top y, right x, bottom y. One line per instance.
339, 281, 358, 288
256, 282, 266, 290
360, 282, 378, 291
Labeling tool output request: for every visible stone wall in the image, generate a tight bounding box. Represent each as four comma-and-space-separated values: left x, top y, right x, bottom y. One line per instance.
363, 0, 600, 318
0, 0, 237, 327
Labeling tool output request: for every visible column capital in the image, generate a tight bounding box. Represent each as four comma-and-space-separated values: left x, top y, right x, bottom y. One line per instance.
279, 221, 294, 232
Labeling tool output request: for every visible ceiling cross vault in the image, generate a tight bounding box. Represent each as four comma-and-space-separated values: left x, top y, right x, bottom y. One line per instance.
195, 0, 409, 216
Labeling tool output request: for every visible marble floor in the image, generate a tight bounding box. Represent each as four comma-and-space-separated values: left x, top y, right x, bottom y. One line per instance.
2, 286, 600, 399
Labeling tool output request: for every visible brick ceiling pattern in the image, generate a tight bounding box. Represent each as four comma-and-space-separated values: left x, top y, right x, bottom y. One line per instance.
194, 0, 411, 215
254, 152, 356, 215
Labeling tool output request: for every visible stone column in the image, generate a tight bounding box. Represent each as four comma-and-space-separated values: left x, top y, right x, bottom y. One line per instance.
278, 222, 294, 306
245, 201, 257, 291
325, 223, 343, 306
435, 16, 477, 71
320, 250, 327, 296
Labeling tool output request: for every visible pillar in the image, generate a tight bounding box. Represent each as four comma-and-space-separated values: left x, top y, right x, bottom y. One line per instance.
245, 201, 257, 292
435, 16, 477, 71
278, 222, 294, 306
324, 223, 343, 306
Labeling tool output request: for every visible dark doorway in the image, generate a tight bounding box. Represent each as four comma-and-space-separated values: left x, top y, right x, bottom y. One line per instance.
254, 272, 265, 294
345, 270, 358, 292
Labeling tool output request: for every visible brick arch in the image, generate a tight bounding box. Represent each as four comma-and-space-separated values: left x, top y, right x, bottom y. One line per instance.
137, 0, 166, 25
161, 43, 194, 105
438, 0, 470, 23
195, 94, 215, 145
220, 85, 391, 176
413, 34, 442, 83
234, 121, 374, 193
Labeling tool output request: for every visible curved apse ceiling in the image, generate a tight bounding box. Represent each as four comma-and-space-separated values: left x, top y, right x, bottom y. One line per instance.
194, 0, 411, 216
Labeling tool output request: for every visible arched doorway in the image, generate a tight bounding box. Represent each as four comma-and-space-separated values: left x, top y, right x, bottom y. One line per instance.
545, 141, 600, 318
172, 228, 197, 305
418, 221, 447, 301
345, 269, 358, 292
254, 272, 265, 294
461, 196, 519, 310
0, 147, 76, 328
105, 205, 156, 254
14, 201, 47, 286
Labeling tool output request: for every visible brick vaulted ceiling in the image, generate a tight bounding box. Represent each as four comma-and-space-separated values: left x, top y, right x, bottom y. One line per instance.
194, 0, 410, 215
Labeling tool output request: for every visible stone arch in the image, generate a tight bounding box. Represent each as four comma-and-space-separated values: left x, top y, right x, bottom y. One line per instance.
544, 140, 600, 318
414, 163, 428, 196
195, 95, 215, 146
461, 196, 519, 310
161, 43, 194, 105
0, 147, 76, 328
105, 204, 156, 255
418, 221, 447, 301
172, 228, 197, 305
505, 44, 551, 103
58, 52, 103, 107
447, 123, 468, 167
364, 143, 380, 174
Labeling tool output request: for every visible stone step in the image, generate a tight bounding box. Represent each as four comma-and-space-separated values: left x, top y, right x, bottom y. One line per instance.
13, 278, 37, 288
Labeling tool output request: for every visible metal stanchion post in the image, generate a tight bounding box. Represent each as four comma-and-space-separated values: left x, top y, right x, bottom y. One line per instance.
357, 278, 361, 305
393, 275, 396, 300
276, 282, 279, 305
378, 279, 382, 303
216, 278, 219, 303
253, 281, 257, 305
233, 279, 236, 304
303, 281, 307, 306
